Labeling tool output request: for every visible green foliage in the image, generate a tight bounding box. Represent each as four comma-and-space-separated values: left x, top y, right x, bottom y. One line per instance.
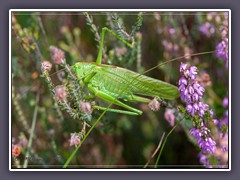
130, 12, 143, 37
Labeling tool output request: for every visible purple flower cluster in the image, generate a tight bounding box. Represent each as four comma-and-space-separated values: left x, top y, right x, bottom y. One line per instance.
198, 153, 213, 168
178, 62, 216, 156
190, 126, 216, 154
214, 96, 229, 130
178, 63, 210, 117
199, 22, 215, 37
216, 38, 228, 69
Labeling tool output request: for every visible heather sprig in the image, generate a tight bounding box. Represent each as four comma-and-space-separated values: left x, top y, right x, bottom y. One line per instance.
190, 125, 216, 154
178, 62, 211, 117
216, 37, 228, 69
178, 62, 216, 154
41, 46, 94, 123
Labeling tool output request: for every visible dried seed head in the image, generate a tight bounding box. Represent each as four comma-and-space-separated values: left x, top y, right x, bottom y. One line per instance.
12, 144, 21, 157
69, 133, 81, 147
55, 86, 67, 101
41, 61, 52, 74
49, 46, 65, 65
148, 98, 161, 111
80, 102, 92, 113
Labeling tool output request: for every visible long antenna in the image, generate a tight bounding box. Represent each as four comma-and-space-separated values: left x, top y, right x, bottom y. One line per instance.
143, 50, 216, 75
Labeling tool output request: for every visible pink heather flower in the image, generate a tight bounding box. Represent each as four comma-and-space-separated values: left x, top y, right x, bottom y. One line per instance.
41, 61, 52, 74
222, 97, 228, 107
136, 32, 142, 39
168, 28, 175, 34
213, 119, 219, 125
80, 102, 92, 113
69, 133, 81, 147
55, 86, 67, 101
49, 46, 65, 65
164, 109, 175, 127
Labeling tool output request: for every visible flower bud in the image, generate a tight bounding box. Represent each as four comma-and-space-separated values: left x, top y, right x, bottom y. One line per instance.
69, 133, 81, 147
164, 109, 175, 126
80, 102, 92, 113
41, 61, 52, 74
49, 46, 65, 65
55, 86, 67, 101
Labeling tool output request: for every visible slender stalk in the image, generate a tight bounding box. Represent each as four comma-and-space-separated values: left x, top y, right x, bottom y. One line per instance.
37, 14, 49, 47
23, 91, 40, 168
12, 84, 30, 134
63, 103, 110, 168
154, 124, 178, 168
144, 132, 165, 168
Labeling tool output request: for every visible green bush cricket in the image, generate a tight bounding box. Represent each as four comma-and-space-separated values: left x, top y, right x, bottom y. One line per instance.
51, 27, 180, 117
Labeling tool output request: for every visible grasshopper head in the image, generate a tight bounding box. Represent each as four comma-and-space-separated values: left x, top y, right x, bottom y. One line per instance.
72, 62, 96, 80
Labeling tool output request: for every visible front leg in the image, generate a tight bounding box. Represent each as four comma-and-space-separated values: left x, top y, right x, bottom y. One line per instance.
96, 27, 135, 65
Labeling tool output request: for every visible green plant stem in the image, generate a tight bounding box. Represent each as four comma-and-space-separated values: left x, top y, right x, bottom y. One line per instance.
23, 91, 40, 168
63, 103, 110, 168
154, 123, 178, 168
144, 132, 165, 168
12, 84, 30, 134
37, 14, 49, 47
